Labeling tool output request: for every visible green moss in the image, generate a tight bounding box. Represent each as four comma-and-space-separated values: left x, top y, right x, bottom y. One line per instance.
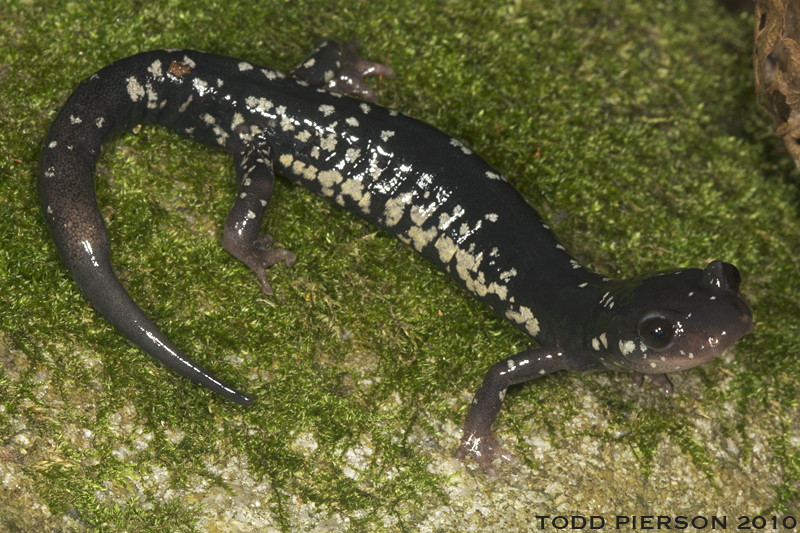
1, 0, 799, 529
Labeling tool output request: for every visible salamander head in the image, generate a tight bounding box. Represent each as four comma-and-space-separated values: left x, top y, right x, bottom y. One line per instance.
596, 261, 753, 374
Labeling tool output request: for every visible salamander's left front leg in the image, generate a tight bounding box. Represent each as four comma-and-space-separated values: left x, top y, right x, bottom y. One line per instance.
223, 143, 296, 295
455, 347, 571, 477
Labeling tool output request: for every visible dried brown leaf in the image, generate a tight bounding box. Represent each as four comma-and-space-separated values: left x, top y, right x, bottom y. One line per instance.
754, 0, 800, 171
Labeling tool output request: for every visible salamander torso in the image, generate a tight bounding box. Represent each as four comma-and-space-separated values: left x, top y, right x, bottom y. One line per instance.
38, 41, 754, 475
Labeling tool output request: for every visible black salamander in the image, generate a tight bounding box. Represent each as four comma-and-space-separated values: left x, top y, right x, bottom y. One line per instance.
38, 42, 754, 475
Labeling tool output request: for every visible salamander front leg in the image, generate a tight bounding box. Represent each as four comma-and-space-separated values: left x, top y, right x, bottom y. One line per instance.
631, 371, 674, 396
223, 143, 295, 295
455, 347, 571, 477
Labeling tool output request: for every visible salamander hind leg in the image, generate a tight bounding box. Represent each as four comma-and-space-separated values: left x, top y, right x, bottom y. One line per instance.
223, 143, 296, 296
290, 40, 395, 103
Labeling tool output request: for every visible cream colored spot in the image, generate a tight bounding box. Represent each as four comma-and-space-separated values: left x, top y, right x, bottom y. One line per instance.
408, 225, 438, 251
320, 133, 337, 152
179, 95, 193, 112
280, 115, 295, 132
126, 77, 145, 101
450, 138, 472, 154
410, 204, 435, 227
231, 113, 245, 130
319, 104, 335, 116
147, 59, 163, 77
358, 192, 372, 214
619, 340, 636, 356
505, 306, 540, 336
340, 179, 364, 202
317, 170, 342, 186
437, 205, 464, 231
434, 235, 457, 264
279, 154, 294, 168
292, 160, 319, 181
383, 194, 412, 227
499, 269, 517, 281
245, 96, 274, 114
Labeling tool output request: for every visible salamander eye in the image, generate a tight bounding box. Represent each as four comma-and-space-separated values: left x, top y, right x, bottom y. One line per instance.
638, 312, 675, 350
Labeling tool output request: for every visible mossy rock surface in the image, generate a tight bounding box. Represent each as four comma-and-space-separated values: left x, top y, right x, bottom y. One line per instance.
1, 0, 798, 531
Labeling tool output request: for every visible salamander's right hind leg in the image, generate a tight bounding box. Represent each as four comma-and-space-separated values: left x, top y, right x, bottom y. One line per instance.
223, 142, 295, 295
290, 39, 395, 103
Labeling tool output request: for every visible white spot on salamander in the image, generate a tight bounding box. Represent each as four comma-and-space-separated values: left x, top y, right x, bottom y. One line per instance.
346, 117, 359, 127
485, 171, 505, 181
246, 96, 273, 114
345, 148, 361, 162
179, 95, 193, 113
125, 76, 144, 102
147, 59, 163, 78
505, 305, 540, 337
499, 269, 516, 281
238, 62, 253, 71
191, 78, 211, 97
619, 340, 636, 356
450, 138, 473, 154
319, 104, 335, 117
380, 130, 395, 142
230, 113, 245, 131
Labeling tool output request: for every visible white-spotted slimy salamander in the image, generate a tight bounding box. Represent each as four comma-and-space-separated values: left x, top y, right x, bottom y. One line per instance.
38, 41, 754, 475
